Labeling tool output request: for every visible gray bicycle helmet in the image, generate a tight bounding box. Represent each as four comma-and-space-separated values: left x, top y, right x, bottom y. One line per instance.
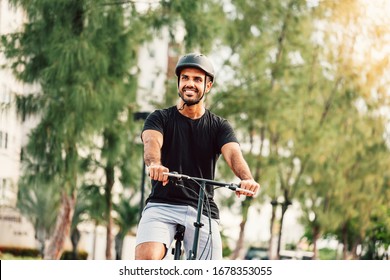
175, 53, 215, 82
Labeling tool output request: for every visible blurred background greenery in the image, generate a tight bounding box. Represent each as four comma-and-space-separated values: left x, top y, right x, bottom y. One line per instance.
0, 0, 389, 260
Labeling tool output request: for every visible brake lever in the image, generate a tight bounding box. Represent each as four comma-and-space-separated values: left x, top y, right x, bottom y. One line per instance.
167, 171, 180, 185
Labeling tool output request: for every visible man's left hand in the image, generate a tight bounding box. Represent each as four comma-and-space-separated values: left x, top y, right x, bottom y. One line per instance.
236, 179, 260, 198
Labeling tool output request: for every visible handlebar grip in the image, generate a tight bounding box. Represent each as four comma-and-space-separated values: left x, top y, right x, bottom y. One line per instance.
228, 183, 255, 195
163, 172, 190, 179
236, 187, 255, 195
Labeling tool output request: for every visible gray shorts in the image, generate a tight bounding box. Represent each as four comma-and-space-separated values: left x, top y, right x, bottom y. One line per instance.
135, 202, 222, 260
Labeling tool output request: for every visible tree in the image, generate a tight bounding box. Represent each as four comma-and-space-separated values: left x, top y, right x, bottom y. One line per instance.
296, 0, 390, 259
1, 0, 147, 259
113, 194, 139, 260
2, 0, 228, 259
211, 0, 390, 260
80, 6, 147, 259
16, 158, 60, 257
211, 0, 321, 259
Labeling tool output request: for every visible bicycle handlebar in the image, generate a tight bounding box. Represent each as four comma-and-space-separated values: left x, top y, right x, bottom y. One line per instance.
163, 172, 255, 196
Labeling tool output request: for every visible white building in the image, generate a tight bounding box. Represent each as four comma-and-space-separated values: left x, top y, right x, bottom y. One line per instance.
0, 0, 36, 250
136, 28, 169, 112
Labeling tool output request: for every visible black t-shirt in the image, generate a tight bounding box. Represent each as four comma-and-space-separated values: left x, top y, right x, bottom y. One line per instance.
142, 106, 238, 219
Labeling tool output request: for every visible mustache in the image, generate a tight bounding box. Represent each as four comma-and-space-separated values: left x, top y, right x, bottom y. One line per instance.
183, 86, 198, 92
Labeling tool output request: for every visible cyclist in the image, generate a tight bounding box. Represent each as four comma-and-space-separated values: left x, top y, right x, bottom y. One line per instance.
135, 53, 260, 260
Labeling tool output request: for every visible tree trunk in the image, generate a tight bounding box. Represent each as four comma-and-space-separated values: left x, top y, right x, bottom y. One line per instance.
71, 227, 81, 259
92, 222, 98, 260
276, 200, 290, 259
268, 201, 277, 259
230, 220, 247, 259
44, 190, 76, 259
342, 223, 349, 260
230, 197, 252, 259
270, 0, 294, 90
105, 165, 115, 260
115, 233, 124, 260
312, 225, 320, 260
35, 227, 46, 258
351, 237, 361, 260
230, 124, 263, 260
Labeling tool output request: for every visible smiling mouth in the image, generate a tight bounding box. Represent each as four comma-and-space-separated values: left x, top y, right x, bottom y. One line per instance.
183, 88, 198, 96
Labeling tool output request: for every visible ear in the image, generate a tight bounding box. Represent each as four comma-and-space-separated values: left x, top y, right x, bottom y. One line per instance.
205, 80, 213, 93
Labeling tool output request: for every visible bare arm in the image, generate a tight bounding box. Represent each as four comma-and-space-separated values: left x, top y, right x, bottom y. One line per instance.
221, 142, 260, 197
142, 129, 169, 186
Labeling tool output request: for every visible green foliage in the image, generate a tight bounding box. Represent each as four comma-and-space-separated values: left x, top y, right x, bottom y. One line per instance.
2, 0, 389, 260
220, 230, 233, 258
76, 184, 107, 225
1, 0, 153, 258
17, 173, 60, 234
154, 0, 225, 52
113, 194, 139, 239
60, 250, 88, 260
0, 247, 40, 258
318, 248, 338, 260
208, 0, 390, 259
16, 155, 61, 256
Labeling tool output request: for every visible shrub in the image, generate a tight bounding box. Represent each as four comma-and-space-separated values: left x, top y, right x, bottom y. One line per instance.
60, 250, 88, 260
0, 246, 40, 258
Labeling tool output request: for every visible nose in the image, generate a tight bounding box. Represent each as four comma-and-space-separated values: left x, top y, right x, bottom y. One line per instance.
187, 79, 195, 87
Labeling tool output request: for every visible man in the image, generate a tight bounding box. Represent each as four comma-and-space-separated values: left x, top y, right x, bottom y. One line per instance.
135, 53, 260, 260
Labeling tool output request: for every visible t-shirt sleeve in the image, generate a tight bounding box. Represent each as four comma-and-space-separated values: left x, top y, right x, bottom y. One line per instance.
141, 110, 165, 140
217, 119, 239, 151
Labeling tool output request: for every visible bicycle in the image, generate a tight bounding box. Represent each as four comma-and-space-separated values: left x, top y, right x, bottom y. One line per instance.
163, 171, 255, 260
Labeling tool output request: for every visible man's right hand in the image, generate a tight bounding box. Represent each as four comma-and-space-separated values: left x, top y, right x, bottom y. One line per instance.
147, 163, 170, 186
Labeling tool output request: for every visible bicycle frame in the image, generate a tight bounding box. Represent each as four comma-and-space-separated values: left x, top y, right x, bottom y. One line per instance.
163, 172, 254, 260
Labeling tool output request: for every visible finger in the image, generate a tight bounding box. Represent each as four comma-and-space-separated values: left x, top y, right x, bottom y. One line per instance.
157, 171, 165, 182
148, 168, 154, 179
152, 170, 159, 181
239, 183, 252, 196
150, 169, 160, 181
244, 187, 255, 197
148, 165, 157, 175
162, 174, 169, 186
248, 186, 257, 196
244, 190, 253, 197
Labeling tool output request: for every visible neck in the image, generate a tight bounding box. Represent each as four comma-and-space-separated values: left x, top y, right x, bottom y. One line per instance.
177, 101, 205, 119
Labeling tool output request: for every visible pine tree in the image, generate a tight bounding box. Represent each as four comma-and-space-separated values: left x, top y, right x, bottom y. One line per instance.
1, 0, 147, 259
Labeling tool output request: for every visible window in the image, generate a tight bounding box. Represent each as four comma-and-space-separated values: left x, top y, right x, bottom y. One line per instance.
4, 132, 7, 149
0, 85, 11, 104
0, 131, 8, 149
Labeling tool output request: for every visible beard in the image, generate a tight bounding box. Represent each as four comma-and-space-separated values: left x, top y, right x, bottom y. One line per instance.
180, 87, 202, 105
